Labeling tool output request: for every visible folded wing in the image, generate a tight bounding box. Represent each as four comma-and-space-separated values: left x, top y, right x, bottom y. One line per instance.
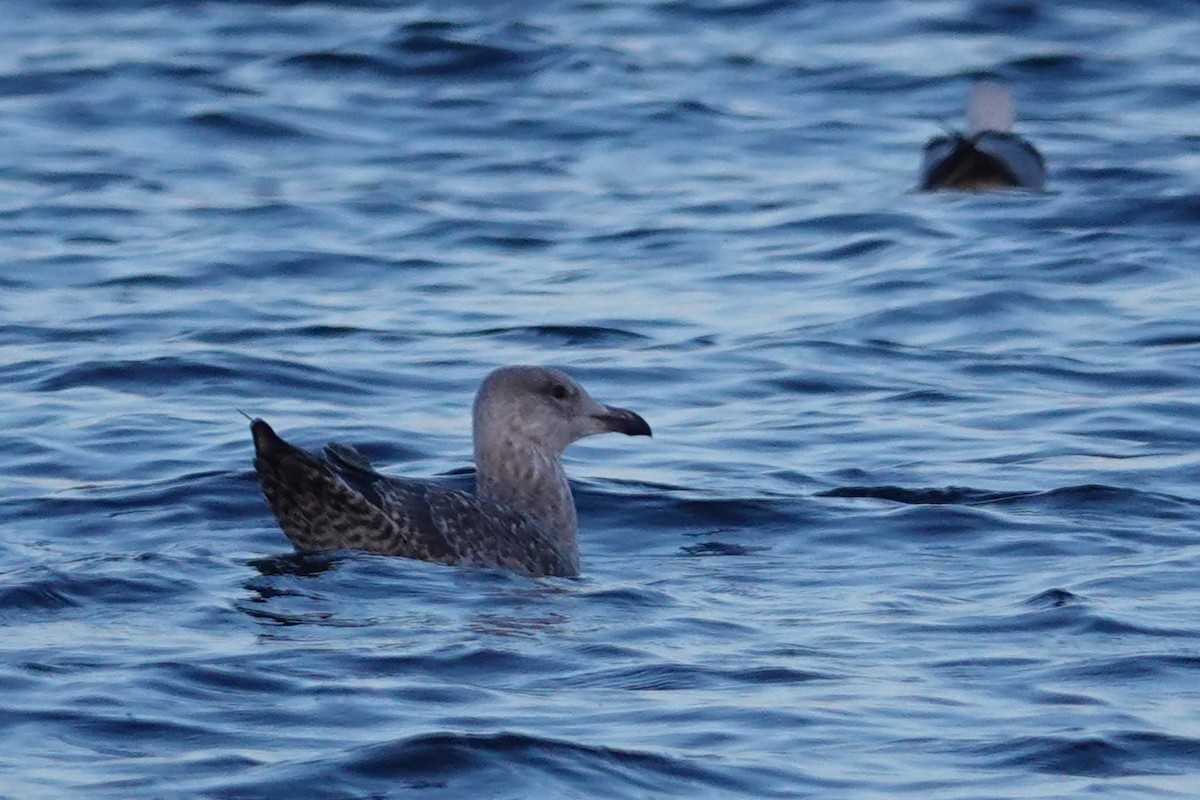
251, 419, 577, 577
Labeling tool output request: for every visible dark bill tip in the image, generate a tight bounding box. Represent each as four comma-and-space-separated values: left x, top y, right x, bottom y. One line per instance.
595, 406, 652, 437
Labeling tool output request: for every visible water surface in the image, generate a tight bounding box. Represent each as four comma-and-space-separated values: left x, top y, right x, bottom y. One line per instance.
4, 1, 1200, 797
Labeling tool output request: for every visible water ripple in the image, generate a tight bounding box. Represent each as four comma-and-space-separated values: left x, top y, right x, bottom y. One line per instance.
4, 1, 1200, 798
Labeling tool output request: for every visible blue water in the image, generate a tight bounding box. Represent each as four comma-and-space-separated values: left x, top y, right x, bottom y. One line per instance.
4, 1, 1200, 797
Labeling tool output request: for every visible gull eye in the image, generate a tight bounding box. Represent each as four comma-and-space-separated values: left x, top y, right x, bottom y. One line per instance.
550, 383, 569, 400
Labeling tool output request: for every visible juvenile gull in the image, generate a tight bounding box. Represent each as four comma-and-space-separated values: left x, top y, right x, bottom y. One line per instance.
251, 365, 651, 577
920, 80, 1046, 191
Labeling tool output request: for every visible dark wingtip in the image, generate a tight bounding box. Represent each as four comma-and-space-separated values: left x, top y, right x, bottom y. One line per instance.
250, 418, 283, 455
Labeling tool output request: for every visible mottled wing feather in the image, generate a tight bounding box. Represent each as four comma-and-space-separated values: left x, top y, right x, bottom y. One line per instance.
416, 488, 575, 577
366, 477, 575, 576
253, 424, 576, 577
254, 438, 402, 554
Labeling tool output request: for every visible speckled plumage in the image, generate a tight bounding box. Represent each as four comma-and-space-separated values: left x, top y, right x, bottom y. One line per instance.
251, 366, 651, 578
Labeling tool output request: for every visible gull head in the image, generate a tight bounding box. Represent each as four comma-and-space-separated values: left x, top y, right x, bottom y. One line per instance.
473, 365, 651, 455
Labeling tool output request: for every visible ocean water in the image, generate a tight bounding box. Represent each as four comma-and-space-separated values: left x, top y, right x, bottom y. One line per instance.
4, 0, 1200, 797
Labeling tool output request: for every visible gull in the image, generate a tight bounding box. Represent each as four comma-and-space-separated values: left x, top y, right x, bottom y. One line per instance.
251, 365, 651, 577
921, 80, 1046, 191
